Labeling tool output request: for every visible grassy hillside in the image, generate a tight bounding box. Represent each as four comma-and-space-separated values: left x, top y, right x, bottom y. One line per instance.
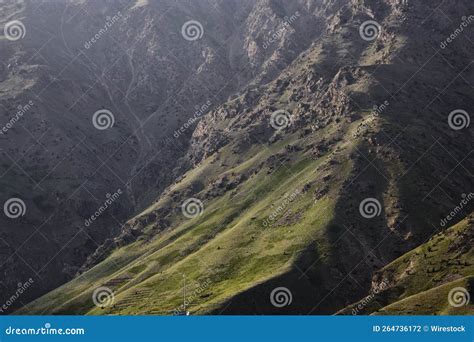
375, 276, 473, 315
338, 216, 473, 315
19, 120, 356, 314
17, 0, 474, 315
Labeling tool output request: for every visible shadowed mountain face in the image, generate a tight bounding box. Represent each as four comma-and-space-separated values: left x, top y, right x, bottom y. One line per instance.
0, 0, 337, 313
1, 0, 473, 315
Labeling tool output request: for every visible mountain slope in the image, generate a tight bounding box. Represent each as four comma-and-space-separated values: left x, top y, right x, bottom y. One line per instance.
375, 276, 473, 315
18, 0, 474, 315
337, 214, 473, 315
0, 0, 338, 312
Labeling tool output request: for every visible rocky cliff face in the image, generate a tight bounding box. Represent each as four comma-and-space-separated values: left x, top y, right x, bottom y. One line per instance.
0, 0, 348, 313
3, 0, 474, 315
185, 0, 474, 313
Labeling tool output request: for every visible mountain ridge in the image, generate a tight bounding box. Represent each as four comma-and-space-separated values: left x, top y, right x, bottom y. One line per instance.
1, 0, 335, 311
2, 0, 473, 315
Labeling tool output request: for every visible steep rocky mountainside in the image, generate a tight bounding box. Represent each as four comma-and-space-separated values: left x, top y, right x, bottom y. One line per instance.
0, 0, 335, 312
3, 0, 474, 314
18, 0, 473, 315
